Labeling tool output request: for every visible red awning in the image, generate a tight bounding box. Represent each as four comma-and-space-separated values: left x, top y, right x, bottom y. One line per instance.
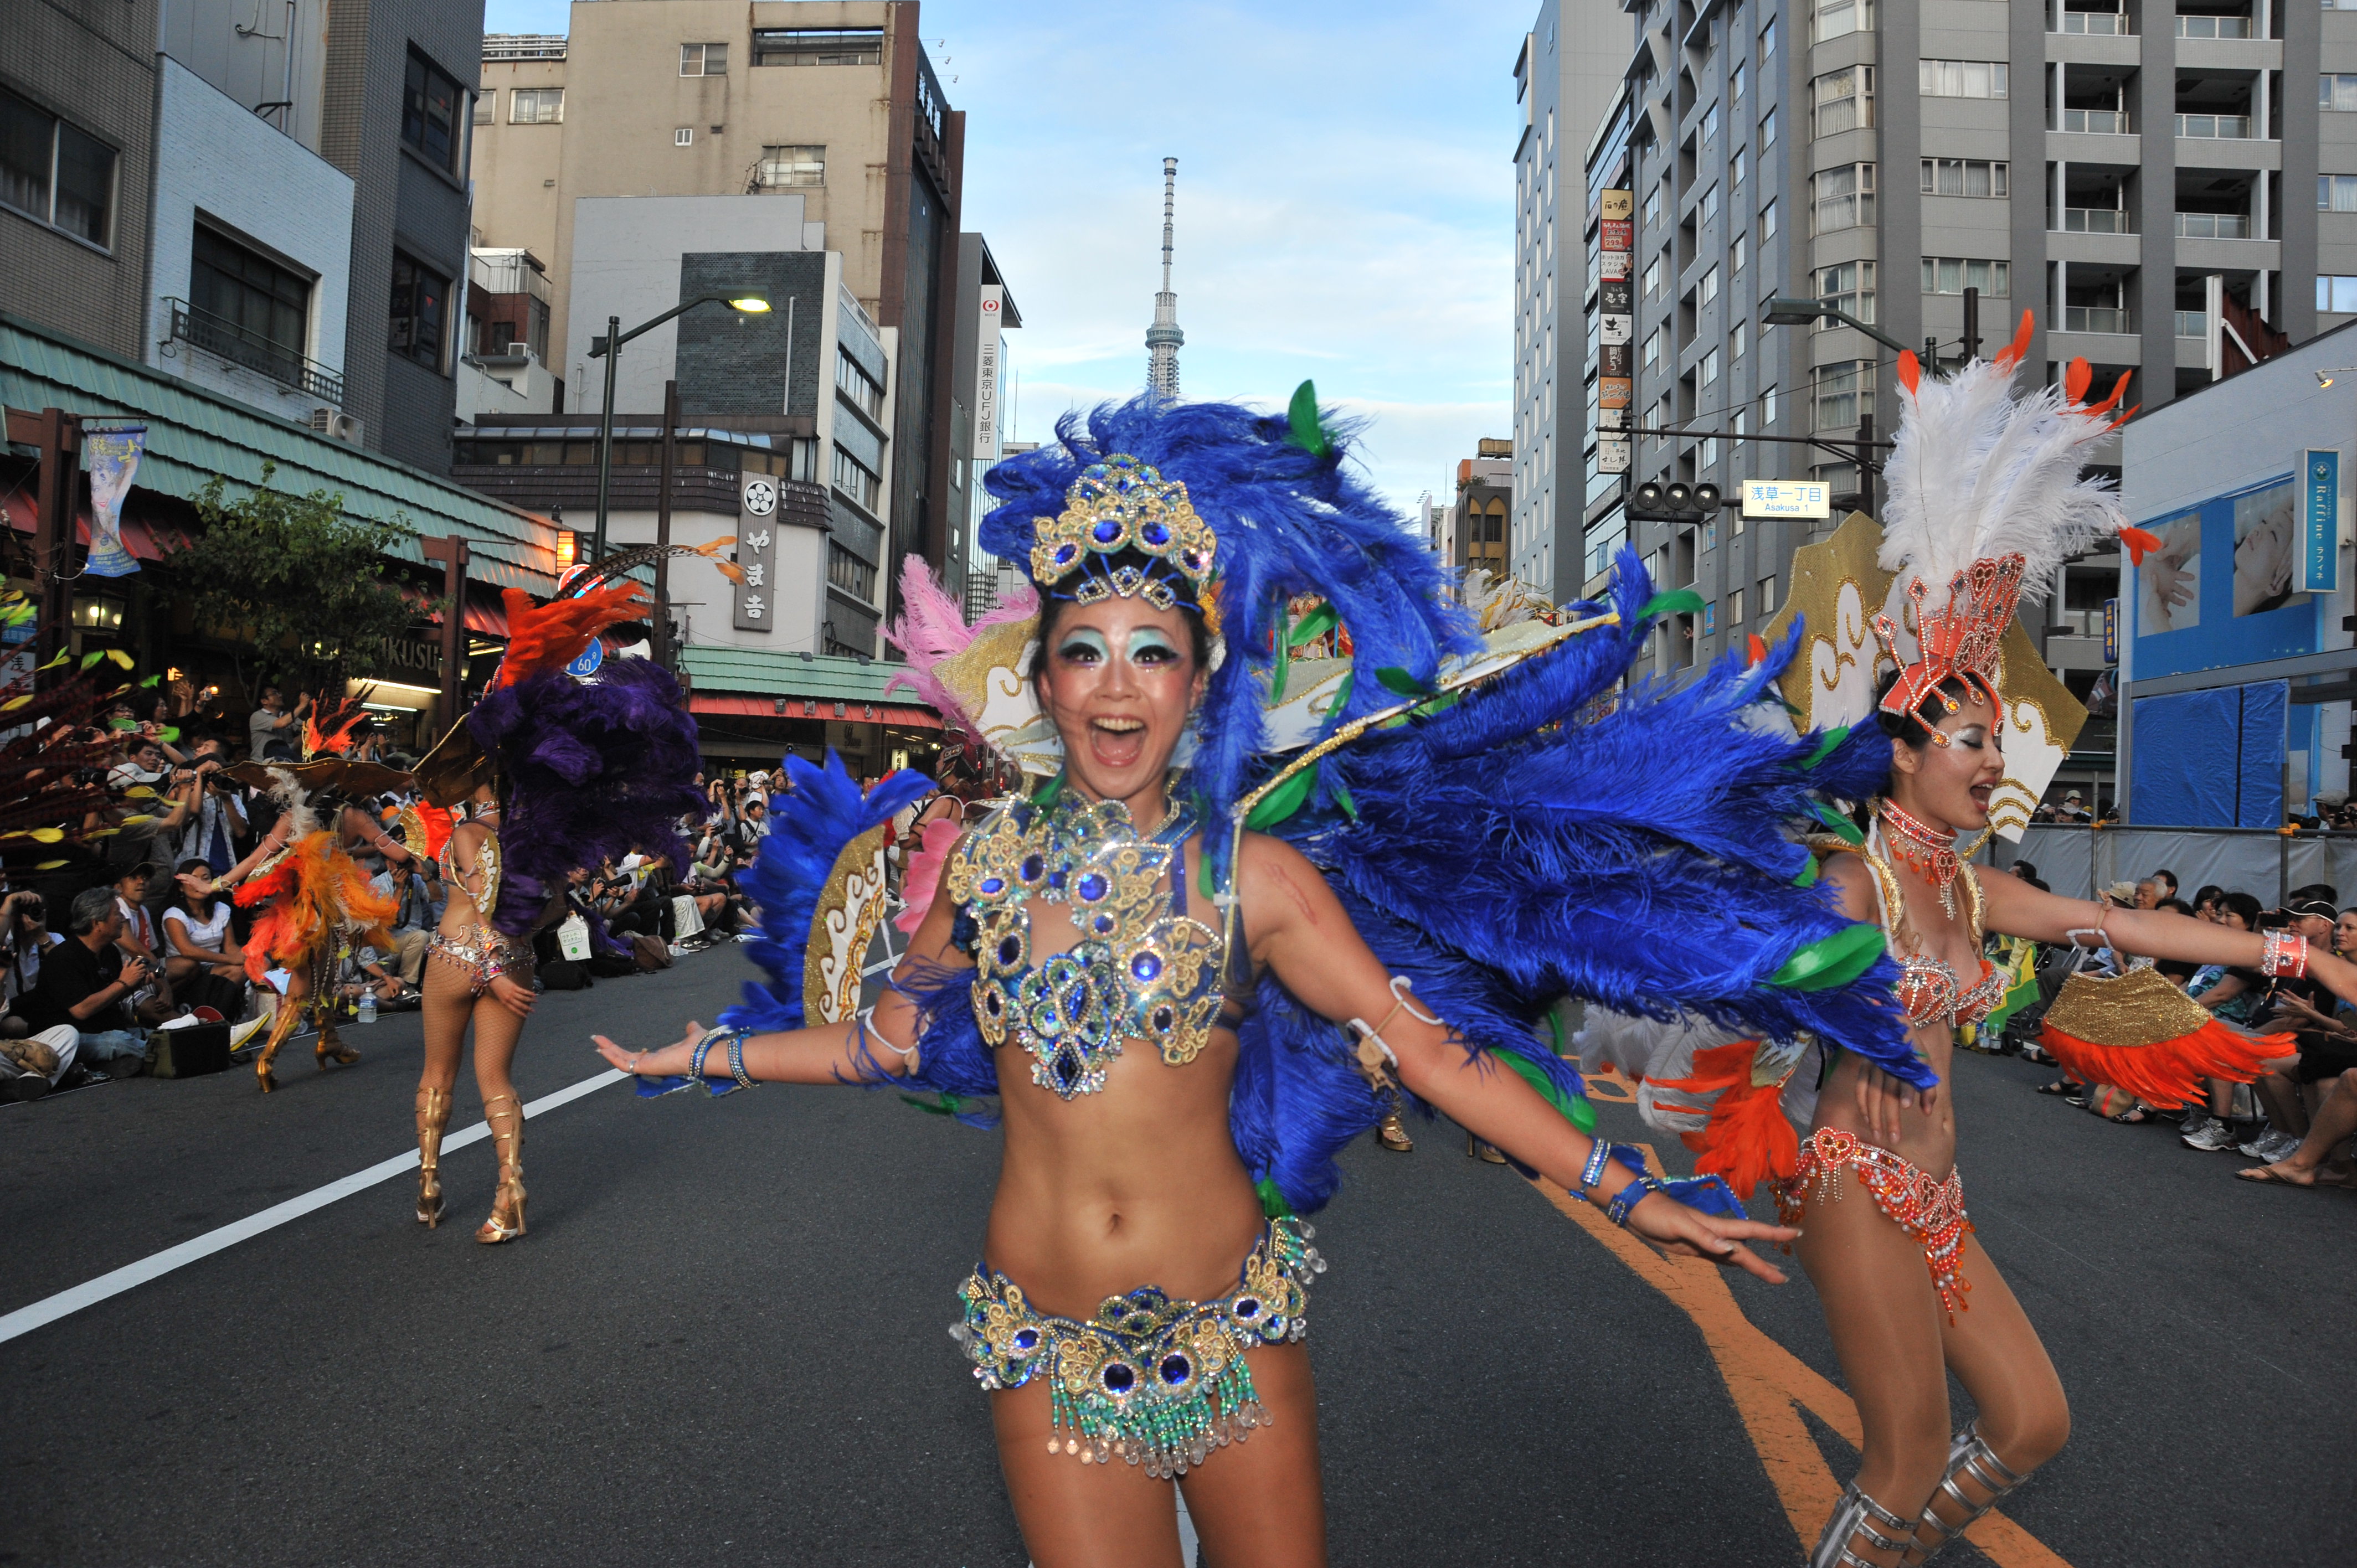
3, 488, 189, 561
397, 583, 512, 638
689, 693, 942, 729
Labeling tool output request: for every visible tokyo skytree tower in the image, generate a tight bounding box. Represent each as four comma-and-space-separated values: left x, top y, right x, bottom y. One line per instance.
1145, 157, 1183, 402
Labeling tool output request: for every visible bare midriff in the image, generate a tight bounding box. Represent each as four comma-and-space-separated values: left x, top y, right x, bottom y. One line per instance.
1813, 1020, 1959, 1181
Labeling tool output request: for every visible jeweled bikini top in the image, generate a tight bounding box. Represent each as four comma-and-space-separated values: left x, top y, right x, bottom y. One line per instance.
1839, 829, 2006, 1029
946, 782, 1226, 1099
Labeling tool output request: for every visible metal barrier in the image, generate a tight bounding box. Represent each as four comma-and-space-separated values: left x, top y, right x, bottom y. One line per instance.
1987, 824, 2357, 905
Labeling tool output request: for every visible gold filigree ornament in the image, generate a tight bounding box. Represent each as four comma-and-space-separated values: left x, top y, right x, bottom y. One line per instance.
1030, 454, 1218, 597
1762, 513, 2087, 844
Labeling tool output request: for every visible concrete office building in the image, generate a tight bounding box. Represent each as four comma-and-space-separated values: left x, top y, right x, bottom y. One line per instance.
1428, 443, 1516, 578
1512, 0, 1637, 602
949, 233, 1021, 618
470, 2, 971, 617
1580, 0, 2341, 719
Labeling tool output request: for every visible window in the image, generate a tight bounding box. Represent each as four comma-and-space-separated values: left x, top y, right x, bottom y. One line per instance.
2324, 75, 2357, 112
675, 127, 694, 146
1815, 261, 1876, 323
832, 444, 881, 510
1701, 347, 1722, 385
1761, 17, 1777, 59
758, 144, 826, 187
1762, 384, 1778, 424
680, 42, 729, 75
1731, 318, 1748, 359
1702, 102, 1721, 144
753, 27, 884, 66
2323, 174, 2357, 210
1643, 254, 1664, 298
1814, 360, 1874, 430
1643, 184, 1663, 227
1811, 163, 1876, 232
1728, 587, 1746, 626
2321, 275, 2357, 312
1920, 257, 2011, 295
836, 345, 885, 419
1731, 61, 1746, 101
1643, 328, 1663, 371
1919, 59, 2008, 99
1731, 145, 1748, 188
508, 87, 562, 124
828, 542, 877, 602
1701, 265, 1721, 305
388, 251, 448, 369
1761, 198, 1778, 239
400, 49, 464, 174
1921, 158, 2009, 197
1731, 230, 1748, 274
1699, 183, 1721, 224
1758, 574, 1779, 615
474, 92, 493, 125
1814, 0, 1874, 43
189, 225, 310, 367
1, 85, 117, 248
1812, 66, 1875, 136
1760, 106, 1778, 147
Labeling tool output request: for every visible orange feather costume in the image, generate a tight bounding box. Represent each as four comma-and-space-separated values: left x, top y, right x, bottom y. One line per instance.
235, 831, 399, 981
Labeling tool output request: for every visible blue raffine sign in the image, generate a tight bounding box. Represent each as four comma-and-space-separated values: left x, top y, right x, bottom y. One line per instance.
2299, 448, 2340, 595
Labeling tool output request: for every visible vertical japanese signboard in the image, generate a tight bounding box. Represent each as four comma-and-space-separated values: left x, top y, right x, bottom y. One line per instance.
975, 285, 1003, 462
734, 472, 779, 632
1595, 190, 1633, 474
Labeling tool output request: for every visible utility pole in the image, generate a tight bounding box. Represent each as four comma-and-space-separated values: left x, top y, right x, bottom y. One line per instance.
7, 406, 81, 684
1962, 286, 1982, 362
420, 534, 470, 726
655, 379, 678, 669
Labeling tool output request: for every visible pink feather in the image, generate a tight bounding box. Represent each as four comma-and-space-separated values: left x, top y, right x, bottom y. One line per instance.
882, 556, 1038, 741
893, 817, 964, 932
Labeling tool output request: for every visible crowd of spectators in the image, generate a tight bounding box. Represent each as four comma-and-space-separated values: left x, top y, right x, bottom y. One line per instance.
1992, 863, 2357, 1188
0, 674, 827, 1103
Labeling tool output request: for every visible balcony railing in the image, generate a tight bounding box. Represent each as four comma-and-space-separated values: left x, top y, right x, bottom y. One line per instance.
2175, 210, 2253, 237
2060, 108, 2131, 134
163, 298, 344, 404
2056, 9, 2130, 33
2175, 113, 2253, 138
2063, 306, 2134, 333
2175, 14, 2253, 38
2060, 206, 2135, 233
2176, 310, 2210, 337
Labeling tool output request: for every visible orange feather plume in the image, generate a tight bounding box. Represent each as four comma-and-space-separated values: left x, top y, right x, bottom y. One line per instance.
2039, 1018, 2291, 1111
1991, 307, 2035, 371
1648, 1040, 1799, 1200
2118, 525, 2160, 564
1896, 349, 1920, 394
494, 581, 647, 689
233, 832, 400, 980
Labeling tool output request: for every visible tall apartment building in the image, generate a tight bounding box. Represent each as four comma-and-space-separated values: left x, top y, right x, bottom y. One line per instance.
1512, 0, 1640, 602
3, 0, 474, 468
1427, 443, 1516, 577
1579, 0, 2337, 723
468, 1, 977, 633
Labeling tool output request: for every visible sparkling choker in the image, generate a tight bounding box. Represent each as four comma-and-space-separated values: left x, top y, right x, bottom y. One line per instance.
1878, 798, 1962, 919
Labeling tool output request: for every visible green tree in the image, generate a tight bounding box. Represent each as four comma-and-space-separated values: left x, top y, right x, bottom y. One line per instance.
166, 463, 418, 703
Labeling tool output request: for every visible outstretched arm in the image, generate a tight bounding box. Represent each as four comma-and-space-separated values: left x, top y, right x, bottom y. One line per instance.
1239, 834, 1798, 1281
594, 833, 974, 1086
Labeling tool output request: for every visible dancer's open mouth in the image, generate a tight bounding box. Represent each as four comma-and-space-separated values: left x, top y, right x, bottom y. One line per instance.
1087, 715, 1148, 770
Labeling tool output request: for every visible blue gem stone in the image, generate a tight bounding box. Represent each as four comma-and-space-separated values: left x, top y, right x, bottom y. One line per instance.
1092, 519, 1123, 544
1102, 1362, 1136, 1394
997, 936, 1021, 965
1012, 1328, 1040, 1352
1054, 544, 1079, 565
1131, 952, 1163, 983
979, 876, 1004, 895
1055, 1050, 1080, 1087
1049, 869, 1067, 890
1267, 1316, 1286, 1337
1233, 1297, 1260, 1319
1159, 1353, 1192, 1386
1141, 521, 1170, 546
1077, 873, 1108, 901
1020, 854, 1044, 880
1093, 915, 1115, 935
1152, 1004, 1176, 1030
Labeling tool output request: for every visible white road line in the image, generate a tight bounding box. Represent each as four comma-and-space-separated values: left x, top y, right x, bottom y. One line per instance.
0, 1068, 627, 1345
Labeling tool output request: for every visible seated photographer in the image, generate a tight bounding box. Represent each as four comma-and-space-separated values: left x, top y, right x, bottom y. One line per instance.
162, 860, 249, 1019
366, 850, 440, 989
109, 863, 179, 1026
171, 740, 248, 874
589, 857, 669, 943
18, 888, 157, 1079
2, 881, 59, 1030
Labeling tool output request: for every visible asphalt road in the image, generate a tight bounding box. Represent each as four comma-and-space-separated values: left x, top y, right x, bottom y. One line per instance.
4, 947, 2353, 1566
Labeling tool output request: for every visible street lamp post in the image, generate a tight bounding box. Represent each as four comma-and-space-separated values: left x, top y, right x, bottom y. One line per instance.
1762, 297, 1918, 515
586, 292, 770, 563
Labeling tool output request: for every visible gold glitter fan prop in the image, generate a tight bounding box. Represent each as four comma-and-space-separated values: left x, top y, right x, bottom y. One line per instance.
1759, 512, 2086, 840
2039, 964, 2289, 1108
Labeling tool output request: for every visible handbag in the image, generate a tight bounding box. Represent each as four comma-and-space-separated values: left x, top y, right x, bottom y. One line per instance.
557, 912, 593, 962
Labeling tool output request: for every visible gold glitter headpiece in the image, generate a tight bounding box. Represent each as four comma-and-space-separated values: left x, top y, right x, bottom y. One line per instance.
1028, 454, 1217, 612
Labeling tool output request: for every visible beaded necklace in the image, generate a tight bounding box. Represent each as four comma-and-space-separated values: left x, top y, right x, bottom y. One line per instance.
1876, 798, 1963, 920
950, 777, 1224, 1099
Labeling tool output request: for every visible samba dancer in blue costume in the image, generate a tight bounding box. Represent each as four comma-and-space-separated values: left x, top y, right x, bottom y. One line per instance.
597, 389, 1924, 1566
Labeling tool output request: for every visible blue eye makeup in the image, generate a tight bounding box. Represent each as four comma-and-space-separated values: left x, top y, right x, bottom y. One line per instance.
1125, 627, 1180, 662
1056, 628, 1109, 663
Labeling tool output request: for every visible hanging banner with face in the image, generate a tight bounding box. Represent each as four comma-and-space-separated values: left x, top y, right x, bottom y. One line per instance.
82, 426, 146, 578
734, 471, 779, 632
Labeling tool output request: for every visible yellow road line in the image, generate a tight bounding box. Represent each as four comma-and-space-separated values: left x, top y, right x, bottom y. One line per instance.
1532, 1134, 2072, 1568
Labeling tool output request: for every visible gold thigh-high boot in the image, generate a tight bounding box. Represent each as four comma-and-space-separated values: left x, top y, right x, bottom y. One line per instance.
415, 1086, 452, 1226
314, 952, 359, 1067
253, 994, 302, 1092
475, 1094, 526, 1244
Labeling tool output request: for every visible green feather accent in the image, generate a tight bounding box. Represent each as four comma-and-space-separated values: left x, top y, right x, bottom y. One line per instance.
1798, 724, 1852, 770
1246, 767, 1317, 829
1768, 922, 1886, 991
900, 1092, 970, 1117
1288, 600, 1339, 648
1792, 854, 1821, 889
1489, 1046, 1598, 1134
1375, 666, 1434, 699
1330, 775, 1360, 822
1256, 1177, 1296, 1219
1285, 380, 1332, 458
1810, 798, 1866, 844
1636, 589, 1707, 623
1031, 772, 1066, 807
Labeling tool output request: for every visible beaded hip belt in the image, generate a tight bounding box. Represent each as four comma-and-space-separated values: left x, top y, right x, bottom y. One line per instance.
428, 925, 527, 997
1779, 1127, 1974, 1317
950, 1217, 1325, 1479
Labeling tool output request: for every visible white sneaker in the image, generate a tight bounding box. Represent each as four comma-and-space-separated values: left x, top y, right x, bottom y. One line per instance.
2259, 1130, 2304, 1163
2181, 1116, 2238, 1152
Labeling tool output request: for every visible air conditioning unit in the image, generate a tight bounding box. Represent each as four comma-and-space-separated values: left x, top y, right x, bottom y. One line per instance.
307, 408, 363, 444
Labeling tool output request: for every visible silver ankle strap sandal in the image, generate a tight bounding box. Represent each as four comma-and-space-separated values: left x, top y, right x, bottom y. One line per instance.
1907, 1421, 2026, 1562
1809, 1480, 1918, 1568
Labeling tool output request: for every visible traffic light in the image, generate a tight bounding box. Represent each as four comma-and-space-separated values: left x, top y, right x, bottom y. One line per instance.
1627, 479, 1722, 524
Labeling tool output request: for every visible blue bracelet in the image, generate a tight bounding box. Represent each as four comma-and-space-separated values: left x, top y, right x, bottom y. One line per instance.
727, 1029, 755, 1089
1604, 1173, 1666, 1228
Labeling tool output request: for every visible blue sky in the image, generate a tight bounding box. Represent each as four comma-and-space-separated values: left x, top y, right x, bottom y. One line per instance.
484, 0, 1537, 512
